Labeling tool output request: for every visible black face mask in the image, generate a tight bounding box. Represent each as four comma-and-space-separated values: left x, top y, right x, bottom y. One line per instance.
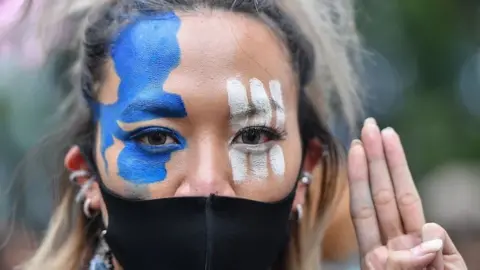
100, 183, 295, 270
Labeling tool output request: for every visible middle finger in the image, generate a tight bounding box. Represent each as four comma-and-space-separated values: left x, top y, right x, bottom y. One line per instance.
361, 118, 403, 240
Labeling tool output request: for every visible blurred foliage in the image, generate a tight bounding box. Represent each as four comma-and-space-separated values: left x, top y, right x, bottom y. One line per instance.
357, 0, 480, 179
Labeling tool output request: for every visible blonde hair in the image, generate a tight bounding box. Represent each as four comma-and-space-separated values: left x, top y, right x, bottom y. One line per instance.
13, 1, 363, 269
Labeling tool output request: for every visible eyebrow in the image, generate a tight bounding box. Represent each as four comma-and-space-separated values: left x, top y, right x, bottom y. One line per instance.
230, 98, 284, 120
120, 96, 187, 122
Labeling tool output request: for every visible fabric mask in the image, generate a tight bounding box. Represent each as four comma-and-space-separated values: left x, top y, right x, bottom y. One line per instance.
99, 182, 296, 270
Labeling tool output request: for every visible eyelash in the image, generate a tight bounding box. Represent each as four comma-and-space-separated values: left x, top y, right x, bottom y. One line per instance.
131, 127, 180, 146
231, 125, 287, 145
130, 125, 286, 148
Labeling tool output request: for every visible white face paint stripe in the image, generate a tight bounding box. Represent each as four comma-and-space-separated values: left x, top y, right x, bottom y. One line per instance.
248, 78, 272, 180
250, 153, 268, 180
229, 148, 247, 183
269, 80, 285, 130
227, 78, 249, 129
269, 144, 285, 177
226, 78, 286, 183
267, 81, 285, 180
249, 78, 272, 126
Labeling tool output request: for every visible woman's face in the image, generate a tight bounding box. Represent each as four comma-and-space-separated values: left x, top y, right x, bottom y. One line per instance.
92, 10, 303, 205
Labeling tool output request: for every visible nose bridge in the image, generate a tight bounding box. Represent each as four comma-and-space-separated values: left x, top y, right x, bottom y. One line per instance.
185, 135, 234, 196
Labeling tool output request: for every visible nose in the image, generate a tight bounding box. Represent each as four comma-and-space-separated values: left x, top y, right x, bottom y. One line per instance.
175, 137, 235, 197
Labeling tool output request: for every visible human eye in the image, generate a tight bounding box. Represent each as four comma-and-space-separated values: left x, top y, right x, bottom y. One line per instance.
231, 126, 285, 145
132, 127, 179, 146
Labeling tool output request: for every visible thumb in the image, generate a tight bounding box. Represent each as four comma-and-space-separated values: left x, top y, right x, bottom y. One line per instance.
422, 223, 459, 255
386, 239, 443, 269
422, 223, 445, 270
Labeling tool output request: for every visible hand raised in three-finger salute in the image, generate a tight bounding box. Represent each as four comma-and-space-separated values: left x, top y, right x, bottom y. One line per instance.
347, 118, 467, 269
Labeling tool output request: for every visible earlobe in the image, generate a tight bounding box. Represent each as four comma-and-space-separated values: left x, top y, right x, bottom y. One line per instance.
292, 139, 324, 215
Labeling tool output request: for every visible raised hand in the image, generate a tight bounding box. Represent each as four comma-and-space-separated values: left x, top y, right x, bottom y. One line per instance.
347, 118, 467, 269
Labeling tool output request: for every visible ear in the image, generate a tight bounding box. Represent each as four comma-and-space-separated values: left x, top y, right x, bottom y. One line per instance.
65, 145, 92, 185
292, 139, 324, 210
65, 145, 102, 211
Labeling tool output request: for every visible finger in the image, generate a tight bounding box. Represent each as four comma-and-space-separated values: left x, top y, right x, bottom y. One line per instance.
364, 247, 388, 269
422, 223, 459, 256
382, 127, 425, 234
361, 118, 403, 240
386, 239, 443, 269
387, 235, 421, 251
348, 139, 382, 256
422, 223, 445, 270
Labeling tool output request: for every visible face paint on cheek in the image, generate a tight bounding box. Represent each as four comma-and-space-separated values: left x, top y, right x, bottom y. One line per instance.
228, 148, 248, 183
269, 144, 285, 176
94, 12, 187, 185
115, 132, 186, 184
226, 78, 286, 183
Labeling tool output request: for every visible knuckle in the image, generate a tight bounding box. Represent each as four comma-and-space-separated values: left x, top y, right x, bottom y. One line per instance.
351, 205, 376, 220
397, 192, 421, 207
373, 189, 396, 206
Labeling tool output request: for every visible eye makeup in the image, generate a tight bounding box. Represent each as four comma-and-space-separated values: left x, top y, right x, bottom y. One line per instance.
94, 12, 188, 185
226, 78, 287, 183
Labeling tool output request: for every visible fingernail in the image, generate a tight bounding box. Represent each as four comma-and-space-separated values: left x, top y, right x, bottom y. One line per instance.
411, 239, 443, 256
364, 117, 377, 126
381, 127, 396, 136
351, 139, 362, 147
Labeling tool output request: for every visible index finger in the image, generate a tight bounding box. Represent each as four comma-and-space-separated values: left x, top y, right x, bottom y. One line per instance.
348, 139, 382, 255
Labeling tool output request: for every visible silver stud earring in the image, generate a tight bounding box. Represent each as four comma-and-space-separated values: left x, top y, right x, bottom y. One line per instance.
300, 171, 312, 185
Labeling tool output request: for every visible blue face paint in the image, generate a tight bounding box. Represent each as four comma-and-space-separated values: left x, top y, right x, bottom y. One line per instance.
94, 12, 187, 184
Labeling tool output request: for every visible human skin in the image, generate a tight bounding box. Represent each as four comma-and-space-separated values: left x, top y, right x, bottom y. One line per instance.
348, 119, 467, 269
65, 9, 322, 239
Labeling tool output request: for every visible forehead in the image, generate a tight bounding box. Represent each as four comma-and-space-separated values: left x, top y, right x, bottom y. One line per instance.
103, 11, 297, 108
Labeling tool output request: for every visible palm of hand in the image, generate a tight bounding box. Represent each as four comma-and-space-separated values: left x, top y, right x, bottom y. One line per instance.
347, 118, 467, 270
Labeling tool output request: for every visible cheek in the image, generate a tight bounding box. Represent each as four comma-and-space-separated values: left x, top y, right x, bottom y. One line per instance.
232, 145, 286, 183
281, 139, 303, 184
272, 118, 303, 189
231, 140, 301, 202
94, 125, 182, 199
94, 126, 126, 195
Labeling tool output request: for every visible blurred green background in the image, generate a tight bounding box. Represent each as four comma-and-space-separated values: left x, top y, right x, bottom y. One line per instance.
358, 0, 480, 178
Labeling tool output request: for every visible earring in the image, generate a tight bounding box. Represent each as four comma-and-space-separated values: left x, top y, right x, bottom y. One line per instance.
300, 171, 312, 185
296, 204, 303, 221
83, 198, 93, 218
69, 170, 90, 184
69, 169, 96, 203
89, 230, 113, 270
75, 178, 95, 203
